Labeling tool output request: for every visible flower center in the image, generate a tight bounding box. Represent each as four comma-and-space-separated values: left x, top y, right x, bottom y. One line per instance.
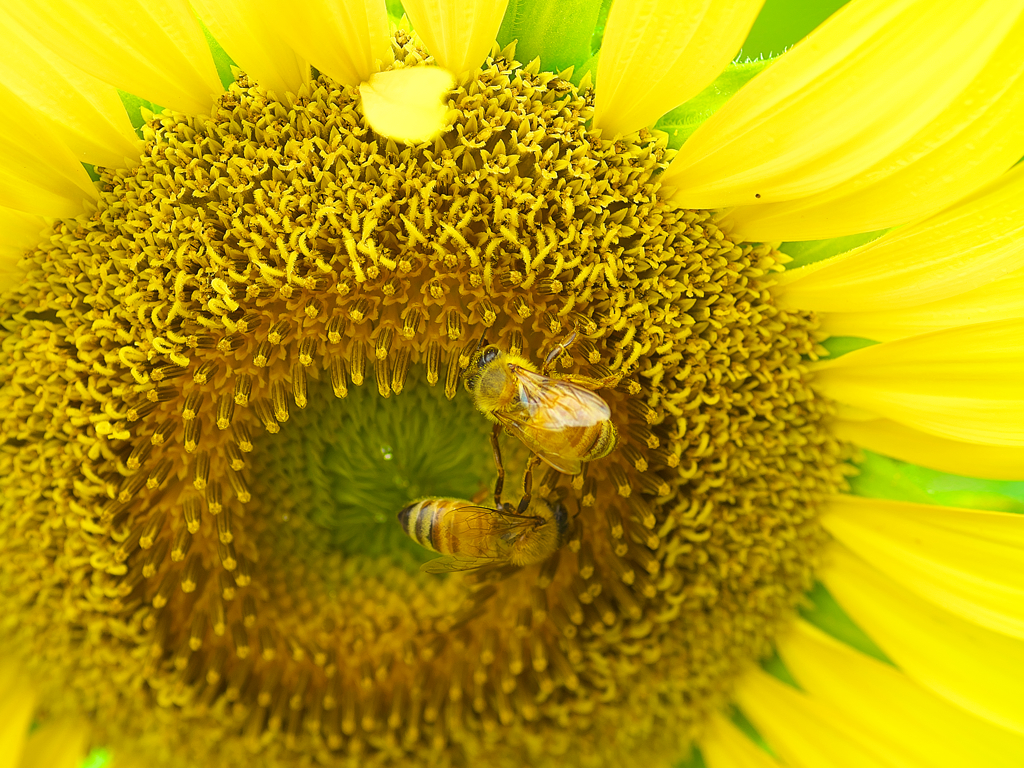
0, 37, 851, 768
248, 371, 499, 567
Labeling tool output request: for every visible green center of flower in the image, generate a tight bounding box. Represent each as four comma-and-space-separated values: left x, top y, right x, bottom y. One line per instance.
249, 372, 498, 566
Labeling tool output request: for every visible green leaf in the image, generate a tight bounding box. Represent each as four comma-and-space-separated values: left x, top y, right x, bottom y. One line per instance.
820, 336, 878, 358
385, 0, 406, 21
198, 18, 237, 90
851, 451, 1024, 513
590, 0, 613, 53
118, 92, 164, 135
79, 748, 112, 768
740, 0, 852, 59
729, 707, 775, 755
761, 650, 801, 689
673, 745, 708, 768
780, 228, 887, 270
654, 59, 771, 149
799, 581, 893, 664
497, 0, 605, 73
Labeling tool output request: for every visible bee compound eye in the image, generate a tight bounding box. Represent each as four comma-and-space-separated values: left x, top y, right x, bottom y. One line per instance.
481, 347, 500, 365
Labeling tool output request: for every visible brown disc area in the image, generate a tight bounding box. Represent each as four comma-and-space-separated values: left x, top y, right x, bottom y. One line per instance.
0, 38, 851, 768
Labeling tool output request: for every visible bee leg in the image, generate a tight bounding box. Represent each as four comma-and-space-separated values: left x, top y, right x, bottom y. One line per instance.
489, 424, 505, 509
516, 454, 541, 515
541, 330, 579, 376
556, 371, 621, 391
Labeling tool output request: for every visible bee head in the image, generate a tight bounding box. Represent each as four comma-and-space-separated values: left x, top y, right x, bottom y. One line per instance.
463, 343, 501, 394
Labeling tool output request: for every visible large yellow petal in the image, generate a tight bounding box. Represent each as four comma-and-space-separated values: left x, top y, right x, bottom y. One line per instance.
811, 319, 1024, 447
0, 86, 97, 217
666, 0, 1020, 205
593, 0, 765, 137
774, 162, 1024, 313
19, 720, 88, 768
701, 712, 784, 768
0, 659, 35, 768
5, 0, 221, 116
824, 542, 1024, 735
820, 268, 1024, 342
779, 620, 1024, 768
0, 9, 140, 168
721, 6, 1024, 242
833, 418, 1024, 481
700, 712, 786, 768
734, 667, 893, 768
250, 0, 393, 88
0, 207, 48, 288
822, 495, 1024, 639
191, 0, 308, 97
401, 0, 508, 76
661, 0, 1024, 239
359, 67, 455, 144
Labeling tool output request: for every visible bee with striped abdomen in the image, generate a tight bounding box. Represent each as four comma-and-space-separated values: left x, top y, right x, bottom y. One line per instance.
397, 496, 568, 573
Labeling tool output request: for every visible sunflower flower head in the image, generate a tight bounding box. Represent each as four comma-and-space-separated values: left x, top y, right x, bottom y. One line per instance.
2, 1, 1024, 767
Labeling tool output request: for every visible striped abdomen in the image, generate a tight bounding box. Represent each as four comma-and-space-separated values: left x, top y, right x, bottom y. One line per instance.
578, 419, 617, 462
397, 498, 506, 559
506, 368, 619, 475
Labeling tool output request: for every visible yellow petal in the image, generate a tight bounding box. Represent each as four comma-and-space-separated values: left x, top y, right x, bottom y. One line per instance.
0, 660, 35, 767
19, 720, 88, 768
593, 0, 765, 137
0, 9, 140, 168
250, 0, 393, 88
0, 207, 48, 288
400, 0, 509, 75
0, 85, 97, 217
359, 67, 455, 144
701, 712, 785, 768
734, 667, 893, 768
833, 418, 1024, 481
775, 162, 1024, 314
779, 620, 1024, 768
823, 495, 1024, 639
820, 268, 1024, 342
722, 6, 1024, 242
661, 0, 1024, 237
825, 542, 1024, 735
191, 0, 308, 97
812, 319, 1024, 447
5, 0, 222, 116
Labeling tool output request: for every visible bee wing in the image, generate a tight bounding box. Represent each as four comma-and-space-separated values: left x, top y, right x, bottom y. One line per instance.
515, 368, 611, 427
493, 410, 584, 475
460, 506, 542, 539
421, 555, 501, 574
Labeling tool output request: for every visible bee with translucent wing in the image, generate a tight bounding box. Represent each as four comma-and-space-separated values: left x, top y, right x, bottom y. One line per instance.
397, 496, 569, 573
463, 331, 619, 511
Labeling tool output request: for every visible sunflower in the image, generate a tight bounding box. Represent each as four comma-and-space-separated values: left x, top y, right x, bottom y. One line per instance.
2, 0, 1023, 767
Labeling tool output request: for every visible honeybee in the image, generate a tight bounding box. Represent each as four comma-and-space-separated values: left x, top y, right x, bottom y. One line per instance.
398, 496, 568, 573
464, 331, 618, 508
